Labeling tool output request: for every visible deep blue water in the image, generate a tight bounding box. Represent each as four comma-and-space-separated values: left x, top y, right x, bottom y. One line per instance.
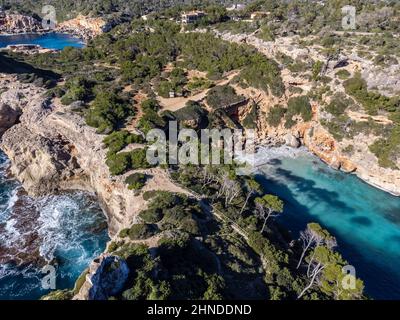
0, 33, 84, 50
0, 152, 108, 300
253, 147, 400, 300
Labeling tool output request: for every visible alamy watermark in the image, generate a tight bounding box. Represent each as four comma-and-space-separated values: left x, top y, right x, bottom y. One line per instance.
145, 121, 256, 170
342, 5, 356, 30
342, 265, 357, 290
41, 265, 56, 290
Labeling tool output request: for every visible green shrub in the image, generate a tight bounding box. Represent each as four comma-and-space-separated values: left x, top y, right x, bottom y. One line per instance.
73, 268, 89, 295
131, 148, 152, 169
106, 152, 131, 175
267, 105, 287, 127
335, 69, 350, 80
125, 173, 147, 190
206, 85, 243, 109
103, 131, 144, 155
312, 60, 324, 81
369, 126, 400, 169
242, 103, 258, 129
85, 92, 132, 134
187, 77, 213, 91
139, 208, 163, 224
344, 74, 400, 115
143, 190, 161, 201
119, 228, 130, 238
174, 100, 207, 123
138, 99, 166, 134
284, 96, 312, 127
40, 290, 73, 300
128, 224, 158, 240
156, 80, 174, 98
325, 93, 350, 116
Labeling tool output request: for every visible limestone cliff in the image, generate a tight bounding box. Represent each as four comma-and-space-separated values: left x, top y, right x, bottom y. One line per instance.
56, 14, 111, 39
217, 30, 400, 196
0, 14, 41, 34
0, 12, 108, 40
0, 75, 188, 236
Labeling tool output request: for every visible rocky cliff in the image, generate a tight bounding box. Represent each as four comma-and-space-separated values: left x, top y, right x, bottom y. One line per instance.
0, 75, 188, 237
0, 14, 42, 34
0, 12, 108, 40
56, 14, 111, 39
217, 30, 400, 196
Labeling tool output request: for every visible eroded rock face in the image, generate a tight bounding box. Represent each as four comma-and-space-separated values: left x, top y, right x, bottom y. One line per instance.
0, 75, 189, 237
56, 14, 110, 39
87, 255, 129, 300
0, 14, 41, 33
0, 103, 20, 137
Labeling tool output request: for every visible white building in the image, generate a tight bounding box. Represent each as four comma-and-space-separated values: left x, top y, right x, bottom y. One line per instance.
227, 4, 246, 12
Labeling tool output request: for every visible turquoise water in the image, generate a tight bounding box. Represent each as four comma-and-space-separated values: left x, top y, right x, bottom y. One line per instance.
253, 147, 400, 300
0, 33, 84, 50
0, 152, 108, 300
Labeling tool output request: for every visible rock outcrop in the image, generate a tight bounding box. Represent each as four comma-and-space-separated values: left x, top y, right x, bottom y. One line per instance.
0, 14, 41, 34
74, 254, 129, 300
56, 14, 111, 39
0, 12, 109, 40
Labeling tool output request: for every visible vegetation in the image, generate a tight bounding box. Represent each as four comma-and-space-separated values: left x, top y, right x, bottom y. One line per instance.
242, 103, 258, 129
174, 100, 207, 127
187, 77, 213, 92
285, 96, 312, 128
85, 92, 133, 134
103, 131, 144, 155
369, 126, 400, 169
267, 105, 287, 127
335, 69, 351, 80
344, 74, 400, 115
325, 93, 351, 117
125, 173, 147, 190
126, 224, 158, 240
206, 85, 244, 109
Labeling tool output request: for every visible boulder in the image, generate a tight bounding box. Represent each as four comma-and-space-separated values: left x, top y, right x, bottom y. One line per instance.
284, 132, 301, 148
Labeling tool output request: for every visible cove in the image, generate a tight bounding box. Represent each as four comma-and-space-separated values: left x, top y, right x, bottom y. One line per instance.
253, 146, 400, 300
0, 32, 84, 50
0, 151, 109, 300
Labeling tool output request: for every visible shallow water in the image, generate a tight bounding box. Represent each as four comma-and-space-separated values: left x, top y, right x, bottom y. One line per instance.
0, 32, 84, 50
0, 152, 108, 300
252, 147, 400, 300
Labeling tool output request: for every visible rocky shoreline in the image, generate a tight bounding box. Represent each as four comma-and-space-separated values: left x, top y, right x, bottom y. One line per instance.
0, 73, 398, 225
0, 12, 109, 40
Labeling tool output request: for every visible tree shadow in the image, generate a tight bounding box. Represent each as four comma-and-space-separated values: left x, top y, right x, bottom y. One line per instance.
0, 52, 60, 80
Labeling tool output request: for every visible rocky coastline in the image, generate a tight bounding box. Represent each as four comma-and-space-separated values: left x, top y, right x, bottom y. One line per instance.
1, 25, 400, 297
0, 12, 108, 40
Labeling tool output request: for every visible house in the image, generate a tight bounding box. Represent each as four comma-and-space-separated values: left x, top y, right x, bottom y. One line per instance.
181, 11, 206, 24
226, 4, 246, 12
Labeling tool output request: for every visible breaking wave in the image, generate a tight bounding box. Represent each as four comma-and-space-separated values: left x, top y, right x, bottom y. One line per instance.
0, 151, 109, 299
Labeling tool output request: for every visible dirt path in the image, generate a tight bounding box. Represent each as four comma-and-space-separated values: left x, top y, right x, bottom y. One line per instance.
157, 71, 239, 112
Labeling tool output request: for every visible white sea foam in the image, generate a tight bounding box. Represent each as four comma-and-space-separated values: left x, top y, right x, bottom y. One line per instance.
235, 145, 309, 175
0, 151, 108, 298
